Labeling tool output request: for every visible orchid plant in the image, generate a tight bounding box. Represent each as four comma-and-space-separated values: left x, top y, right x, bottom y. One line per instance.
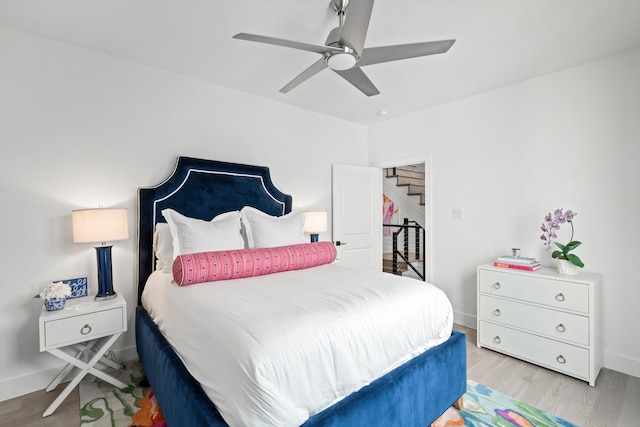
39, 281, 72, 301
540, 208, 584, 268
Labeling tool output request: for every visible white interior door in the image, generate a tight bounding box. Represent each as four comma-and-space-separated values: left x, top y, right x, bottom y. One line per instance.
332, 163, 382, 271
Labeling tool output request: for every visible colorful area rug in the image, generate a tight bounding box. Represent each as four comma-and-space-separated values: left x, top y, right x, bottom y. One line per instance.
80, 362, 577, 427
432, 380, 578, 427
79, 360, 166, 426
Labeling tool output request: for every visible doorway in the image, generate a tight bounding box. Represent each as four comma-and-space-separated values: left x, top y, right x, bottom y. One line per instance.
331, 157, 432, 283
376, 156, 432, 283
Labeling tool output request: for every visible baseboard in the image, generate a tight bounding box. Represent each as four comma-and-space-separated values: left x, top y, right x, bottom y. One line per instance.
604, 349, 640, 379
454, 311, 476, 329
0, 344, 138, 402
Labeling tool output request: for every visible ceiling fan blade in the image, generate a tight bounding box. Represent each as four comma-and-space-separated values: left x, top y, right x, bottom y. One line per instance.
339, 0, 374, 56
334, 67, 380, 96
280, 58, 328, 93
234, 33, 340, 55
358, 39, 455, 67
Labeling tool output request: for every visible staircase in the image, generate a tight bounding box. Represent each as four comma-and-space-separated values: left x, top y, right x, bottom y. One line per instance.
384, 166, 425, 205
383, 165, 426, 279
383, 252, 407, 274
383, 252, 422, 275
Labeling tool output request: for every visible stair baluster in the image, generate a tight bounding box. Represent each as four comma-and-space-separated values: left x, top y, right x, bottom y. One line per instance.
383, 219, 426, 281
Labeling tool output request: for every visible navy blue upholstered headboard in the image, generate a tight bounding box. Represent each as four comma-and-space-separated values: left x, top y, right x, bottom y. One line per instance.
137, 156, 292, 304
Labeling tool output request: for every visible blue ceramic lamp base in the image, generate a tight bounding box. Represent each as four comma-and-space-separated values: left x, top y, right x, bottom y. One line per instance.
95, 245, 117, 301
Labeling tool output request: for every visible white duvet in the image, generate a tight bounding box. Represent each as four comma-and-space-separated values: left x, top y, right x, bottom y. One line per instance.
142, 263, 453, 427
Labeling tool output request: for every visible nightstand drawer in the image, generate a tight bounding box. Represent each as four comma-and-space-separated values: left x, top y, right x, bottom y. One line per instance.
479, 321, 589, 380
479, 269, 589, 313
479, 295, 589, 345
44, 307, 124, 348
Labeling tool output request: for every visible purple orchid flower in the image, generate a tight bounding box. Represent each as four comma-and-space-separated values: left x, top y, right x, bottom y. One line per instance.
540, 208, 577, 247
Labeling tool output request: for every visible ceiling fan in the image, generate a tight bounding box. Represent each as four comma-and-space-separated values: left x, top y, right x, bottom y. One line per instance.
233, 0, 455, 96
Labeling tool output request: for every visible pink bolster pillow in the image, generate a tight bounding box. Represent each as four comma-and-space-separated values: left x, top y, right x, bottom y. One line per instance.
172, 242, 337, 286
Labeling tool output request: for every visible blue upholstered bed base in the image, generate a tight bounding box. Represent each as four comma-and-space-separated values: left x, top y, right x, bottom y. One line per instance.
136, 157, 466, 426
136, 306, 466, 427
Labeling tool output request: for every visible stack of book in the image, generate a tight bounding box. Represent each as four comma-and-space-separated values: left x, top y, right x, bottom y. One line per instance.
493, 255, 541, 271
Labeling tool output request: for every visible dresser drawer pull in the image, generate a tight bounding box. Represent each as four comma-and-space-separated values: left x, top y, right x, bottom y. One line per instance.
555, 293, 565, 302
80, 324, 92, 335
556, 355, 566, 364
556, 323, 566, 333
493, 336, 502, 344
493, 282, 501, 290
493, 309, 501, 317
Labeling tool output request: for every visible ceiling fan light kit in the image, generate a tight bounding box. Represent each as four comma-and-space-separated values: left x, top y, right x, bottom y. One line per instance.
325, 48, 358, 71
233, 0, 455, 96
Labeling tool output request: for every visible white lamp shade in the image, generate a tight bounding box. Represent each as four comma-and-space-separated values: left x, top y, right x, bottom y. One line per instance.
303, 211, 328, 233
72, 208, 129, 244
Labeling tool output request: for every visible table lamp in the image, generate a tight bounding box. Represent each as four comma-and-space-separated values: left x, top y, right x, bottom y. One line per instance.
303, 211, 328, 242
72, 208, 129, 300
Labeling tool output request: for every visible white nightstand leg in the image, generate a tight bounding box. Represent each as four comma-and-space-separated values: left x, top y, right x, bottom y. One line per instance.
42, 333, 127, 417
69, 342, 122, 370
71, 343, 93, 361
42, 359, 89, 417
46, 363, 75, 392
45, 341, 95, 392
87, 347, 123, 370
96, 356, 122, 370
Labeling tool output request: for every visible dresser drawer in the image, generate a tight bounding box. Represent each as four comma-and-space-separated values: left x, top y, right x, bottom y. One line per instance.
479, 321, 589, 380
479, 295, 589, 345
479, 269, 589, 313
44, 307, 124, 348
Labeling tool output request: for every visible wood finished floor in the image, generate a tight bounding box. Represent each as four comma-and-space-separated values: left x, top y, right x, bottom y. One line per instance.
1, 325, 638, 426
458, 324, 640, 427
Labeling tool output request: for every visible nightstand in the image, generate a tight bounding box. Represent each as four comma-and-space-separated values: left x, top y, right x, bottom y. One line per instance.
38, 293, 127, 417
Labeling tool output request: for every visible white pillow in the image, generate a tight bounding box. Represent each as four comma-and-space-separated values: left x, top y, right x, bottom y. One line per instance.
240, 206, 305, 248
153, 223, 174, 273
161, 209, 244, 260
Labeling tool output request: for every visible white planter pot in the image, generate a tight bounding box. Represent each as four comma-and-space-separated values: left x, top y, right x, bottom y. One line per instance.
557, 259, 578, 275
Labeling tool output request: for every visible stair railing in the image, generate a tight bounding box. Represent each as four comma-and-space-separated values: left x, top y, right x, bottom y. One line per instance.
382, 218, 426, 281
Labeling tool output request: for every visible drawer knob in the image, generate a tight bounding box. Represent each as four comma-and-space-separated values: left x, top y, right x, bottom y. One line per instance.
493, 309, 501, 317
80, 324, 92, 335
556, 323, 566, 333
556, 355, 566, 364
555, 293, 565, 302
493, 282, 501, 290
493, 336, 502, 344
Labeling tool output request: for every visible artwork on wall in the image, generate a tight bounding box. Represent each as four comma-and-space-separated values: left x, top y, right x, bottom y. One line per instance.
383, 194, 399, 235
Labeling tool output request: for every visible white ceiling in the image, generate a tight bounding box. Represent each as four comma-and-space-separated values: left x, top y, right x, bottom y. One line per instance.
1, 0, 639, 125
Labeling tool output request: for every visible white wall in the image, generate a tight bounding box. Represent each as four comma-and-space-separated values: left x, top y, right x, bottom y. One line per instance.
0, 26, 368, 400
369, 48, 640, 378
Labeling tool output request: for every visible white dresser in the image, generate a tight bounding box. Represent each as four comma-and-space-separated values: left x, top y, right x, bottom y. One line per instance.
477, 264, 602, 386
